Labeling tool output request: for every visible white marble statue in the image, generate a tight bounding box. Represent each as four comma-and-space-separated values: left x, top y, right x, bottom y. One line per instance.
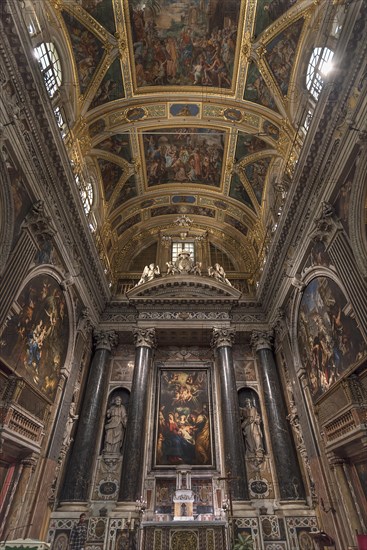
136, 263, 160, 285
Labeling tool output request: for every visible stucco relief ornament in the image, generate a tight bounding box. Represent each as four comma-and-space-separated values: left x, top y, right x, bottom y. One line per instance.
309, 201, 340, 244
174, 214, 193, 228
166, 252, 202, 276
133, 327, 156, 349
24, 200, 57, 242
211, 327, 235, 349
77, 307, 94, 334
93, 329, 118, 351
250, 330, 274, 352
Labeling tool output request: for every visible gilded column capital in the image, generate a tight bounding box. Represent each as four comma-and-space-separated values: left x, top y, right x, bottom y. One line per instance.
133, 327, 156, 349
93, 329, 118, 351
210, 327, 235, 349
250, 330, 274, 352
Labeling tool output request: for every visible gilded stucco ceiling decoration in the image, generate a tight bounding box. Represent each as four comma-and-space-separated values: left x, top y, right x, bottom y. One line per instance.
47, 0, 320, 284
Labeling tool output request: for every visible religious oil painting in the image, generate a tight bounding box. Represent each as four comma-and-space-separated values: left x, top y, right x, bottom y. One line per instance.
0, 275, 69, 401
128, 0, 241, 89
155, 368, 214, 467
297, 277, 367, 401
143, 128, 224, 187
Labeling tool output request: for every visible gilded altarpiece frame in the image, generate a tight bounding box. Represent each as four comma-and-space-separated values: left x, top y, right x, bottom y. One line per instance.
154, 366, 215, 469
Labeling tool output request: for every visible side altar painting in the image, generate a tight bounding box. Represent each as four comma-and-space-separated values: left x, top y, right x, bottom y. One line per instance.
0, 275, 69, 400
297, 277, 366, 400
156, 369, 213, 467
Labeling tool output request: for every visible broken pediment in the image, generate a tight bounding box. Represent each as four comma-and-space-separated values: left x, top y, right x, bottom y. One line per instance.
126, 274, 242, 304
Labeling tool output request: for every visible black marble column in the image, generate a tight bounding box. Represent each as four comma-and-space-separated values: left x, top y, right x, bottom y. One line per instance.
211, 328, 249, 500
119, 328, 156, 501
251, 331, 305, 500
60, 329, 117, 501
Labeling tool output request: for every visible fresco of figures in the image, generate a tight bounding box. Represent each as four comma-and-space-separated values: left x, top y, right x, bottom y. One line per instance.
0, 275, 69, 401
297, 277, 367, 400
143, 129, 224, 186
129, 0, 240, 88
156, 369, 213, 467
62, 11, 104, 95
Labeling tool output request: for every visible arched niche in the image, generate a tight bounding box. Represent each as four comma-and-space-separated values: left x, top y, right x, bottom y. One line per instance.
100, 387, 130, 455
238, 387, 266, 455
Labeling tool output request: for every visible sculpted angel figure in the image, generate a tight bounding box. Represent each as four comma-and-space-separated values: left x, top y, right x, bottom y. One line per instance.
208, 263, 232, 286
136, 263, 160, 285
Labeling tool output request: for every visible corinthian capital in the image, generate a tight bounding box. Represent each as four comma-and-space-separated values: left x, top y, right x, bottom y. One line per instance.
210, 327, 235, 349
93, 329, 118, 351
133, 327, 156, 349
251, 330, 273, 352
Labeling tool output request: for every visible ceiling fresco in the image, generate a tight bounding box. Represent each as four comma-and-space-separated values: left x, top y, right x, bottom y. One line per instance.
143, 128, 225, 187
46, 0, 320, 283
129, 0, 242, 89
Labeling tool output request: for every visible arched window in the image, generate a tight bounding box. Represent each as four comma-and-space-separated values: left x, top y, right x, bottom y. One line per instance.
34, 42, 62, 98
306, 47, 334, 101
75, 174, 94, 216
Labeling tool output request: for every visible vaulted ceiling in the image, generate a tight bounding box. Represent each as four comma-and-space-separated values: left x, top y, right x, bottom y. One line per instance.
38, 0, 326, 287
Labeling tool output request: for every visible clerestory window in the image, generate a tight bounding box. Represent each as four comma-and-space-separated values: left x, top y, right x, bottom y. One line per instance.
34, 42, 62, 98
75, 174, 94, 216
171, 242, 195, 263
306, 47, 334, 101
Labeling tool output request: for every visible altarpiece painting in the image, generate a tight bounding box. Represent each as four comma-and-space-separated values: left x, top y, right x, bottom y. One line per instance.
155, 368, 214, 467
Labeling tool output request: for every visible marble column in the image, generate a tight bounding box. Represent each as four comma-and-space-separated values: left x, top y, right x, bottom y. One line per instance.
60, 329, 117, 501
251, 331, 305, 500
211, 328, 248, 500
119, 328, 156, 501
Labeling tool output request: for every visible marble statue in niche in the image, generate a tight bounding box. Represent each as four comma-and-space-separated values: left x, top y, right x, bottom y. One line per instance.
103, 396, 128, 454
240, 398, 264, 458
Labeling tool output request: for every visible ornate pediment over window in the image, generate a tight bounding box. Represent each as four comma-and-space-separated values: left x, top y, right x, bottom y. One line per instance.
126, 275, 241, 305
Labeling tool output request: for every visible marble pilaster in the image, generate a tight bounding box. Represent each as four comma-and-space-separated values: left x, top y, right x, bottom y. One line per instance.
329, 454, 363, 538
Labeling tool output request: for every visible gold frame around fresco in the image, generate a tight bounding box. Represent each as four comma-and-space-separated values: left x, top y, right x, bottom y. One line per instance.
138, 123, 229, 192
122, 0, 246, 97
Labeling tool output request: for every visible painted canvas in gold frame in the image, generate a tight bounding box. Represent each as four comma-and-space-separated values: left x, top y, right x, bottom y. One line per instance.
155, 367, 214, 468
